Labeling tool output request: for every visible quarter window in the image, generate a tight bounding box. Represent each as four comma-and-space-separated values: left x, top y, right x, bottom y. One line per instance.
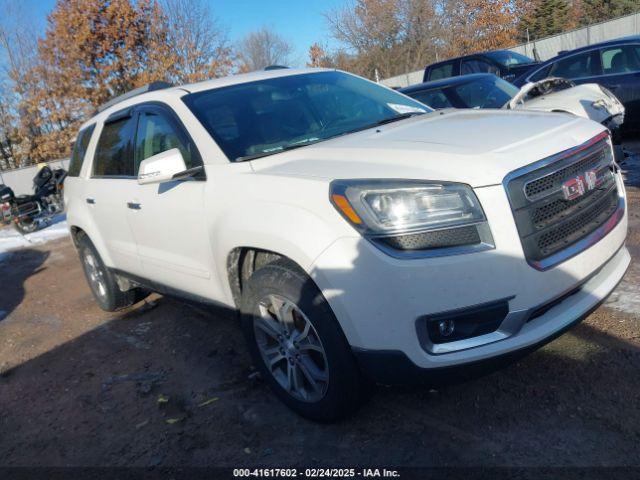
93, 116, 135, 177
134, 110, 202, 174
548, 51, 597, 79
601, 45, 640, 74
68, 124, 95, 177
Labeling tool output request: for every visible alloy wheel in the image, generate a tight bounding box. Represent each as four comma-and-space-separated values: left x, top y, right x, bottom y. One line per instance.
83, 250, 107, 300
254, 294, 329, 402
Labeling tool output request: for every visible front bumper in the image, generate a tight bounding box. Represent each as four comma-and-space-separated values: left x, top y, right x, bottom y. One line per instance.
310, 176, 629, 372
352, 245, 629, 384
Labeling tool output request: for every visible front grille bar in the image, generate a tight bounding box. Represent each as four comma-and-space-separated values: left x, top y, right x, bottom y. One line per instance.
503, 132, 624, 270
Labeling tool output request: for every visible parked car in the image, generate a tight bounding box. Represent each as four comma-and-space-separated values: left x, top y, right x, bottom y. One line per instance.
66, 68, 629, 421
513, 36, 640, 131
423, 50, 539, 83
401, 73, 625, 141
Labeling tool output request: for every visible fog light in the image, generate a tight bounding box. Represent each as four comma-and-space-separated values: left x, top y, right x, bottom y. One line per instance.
438, 319, 455, 337
420, 299, 510, 346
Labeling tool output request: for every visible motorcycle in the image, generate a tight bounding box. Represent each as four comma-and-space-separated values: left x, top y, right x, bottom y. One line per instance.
0, 166, 67, 234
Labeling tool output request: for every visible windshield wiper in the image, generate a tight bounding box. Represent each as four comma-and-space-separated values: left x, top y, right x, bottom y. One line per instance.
374, 111, 425, 126
235, 138, 322, 162
336, 111, 426, 138
234, 112, 425, 162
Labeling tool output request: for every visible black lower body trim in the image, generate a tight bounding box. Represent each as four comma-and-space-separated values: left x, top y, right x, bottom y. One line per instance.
110, 268, 238, 318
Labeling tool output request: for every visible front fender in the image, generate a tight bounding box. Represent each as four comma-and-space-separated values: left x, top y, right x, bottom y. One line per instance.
211, 200, 353, 305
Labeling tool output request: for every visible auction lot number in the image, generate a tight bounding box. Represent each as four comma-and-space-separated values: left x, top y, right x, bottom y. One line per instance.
233, 468, 400, 478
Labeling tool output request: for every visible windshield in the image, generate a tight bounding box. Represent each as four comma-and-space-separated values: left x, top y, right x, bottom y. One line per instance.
450, 76, 519, 109
488, 51, 536, 67
182, 71, 431, 161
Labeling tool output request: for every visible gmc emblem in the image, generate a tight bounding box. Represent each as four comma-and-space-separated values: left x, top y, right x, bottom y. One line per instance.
561, 169, 600, 201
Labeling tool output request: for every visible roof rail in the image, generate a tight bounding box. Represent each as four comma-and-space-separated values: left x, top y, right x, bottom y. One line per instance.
264, 65, 289, 71
97, 81, 173, 113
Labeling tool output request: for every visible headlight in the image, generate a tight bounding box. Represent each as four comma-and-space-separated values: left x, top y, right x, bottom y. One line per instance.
599, 85, 621, 105
330, 180, 494, 256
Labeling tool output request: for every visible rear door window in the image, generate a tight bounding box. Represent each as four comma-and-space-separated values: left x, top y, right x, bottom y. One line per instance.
93, 115, 135, 177
428, 61, 455, 81
549, 51, 598, 79
601, 45, 640, 74
68, 124, 95, 177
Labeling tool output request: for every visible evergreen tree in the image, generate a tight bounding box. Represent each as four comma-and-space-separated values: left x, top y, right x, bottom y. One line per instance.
521, 0, 572, 40
579, 0, 640, 26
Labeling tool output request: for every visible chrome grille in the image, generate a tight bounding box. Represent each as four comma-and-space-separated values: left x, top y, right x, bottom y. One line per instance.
536, 189, 618, 255
505, 133, 622, 270
524, 148, 606, 199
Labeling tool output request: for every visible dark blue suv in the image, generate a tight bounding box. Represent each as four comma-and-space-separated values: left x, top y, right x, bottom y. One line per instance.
514, 36, 640, 131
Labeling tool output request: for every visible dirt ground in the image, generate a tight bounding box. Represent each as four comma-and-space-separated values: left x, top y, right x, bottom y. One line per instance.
0, 146, 639, 469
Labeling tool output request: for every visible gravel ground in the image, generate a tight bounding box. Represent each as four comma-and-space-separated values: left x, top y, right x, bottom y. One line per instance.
0, 144, 639, 468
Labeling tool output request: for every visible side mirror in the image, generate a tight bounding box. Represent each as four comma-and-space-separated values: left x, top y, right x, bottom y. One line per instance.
137, 148, 188, 185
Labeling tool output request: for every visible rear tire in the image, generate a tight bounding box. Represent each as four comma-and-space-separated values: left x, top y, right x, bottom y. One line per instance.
240, 258, 369, 422
77, 234, 148, 311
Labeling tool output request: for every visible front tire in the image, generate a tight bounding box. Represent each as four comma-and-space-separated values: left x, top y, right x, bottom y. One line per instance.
77, 234, 148, 311
240, 258, 368, 422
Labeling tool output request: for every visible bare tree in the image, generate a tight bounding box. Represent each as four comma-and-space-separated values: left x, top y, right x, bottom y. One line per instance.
325, 0, 523, 79
161, 0, 233, 83
236, 27, 294, 72
0, 1, 42, 167
325, 0, 403, 78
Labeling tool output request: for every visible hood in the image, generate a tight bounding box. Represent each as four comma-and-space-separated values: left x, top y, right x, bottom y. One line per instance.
509, 79, 625, 123
250, 109, 606, 188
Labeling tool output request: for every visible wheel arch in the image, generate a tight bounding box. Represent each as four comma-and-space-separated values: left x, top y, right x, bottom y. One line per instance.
67, 219, 114, 267
226, 247, 313, 308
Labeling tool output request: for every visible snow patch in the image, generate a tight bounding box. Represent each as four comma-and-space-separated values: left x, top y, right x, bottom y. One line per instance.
605, 259, 640, 315
0, 214, 69, 256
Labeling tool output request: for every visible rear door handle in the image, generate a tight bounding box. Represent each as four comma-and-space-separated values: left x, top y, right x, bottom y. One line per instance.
127, 202, 142, 210
86, 198, 95, 204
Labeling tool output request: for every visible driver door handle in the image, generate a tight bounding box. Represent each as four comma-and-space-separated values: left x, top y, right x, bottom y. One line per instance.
86, 198, 95, 204
127, 202, 142, 210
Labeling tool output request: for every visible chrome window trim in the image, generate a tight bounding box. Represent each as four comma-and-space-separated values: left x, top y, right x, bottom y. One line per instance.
90, 175, 138, 180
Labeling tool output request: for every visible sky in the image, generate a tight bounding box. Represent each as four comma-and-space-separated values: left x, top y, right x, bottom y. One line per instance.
3, 0, 348, 67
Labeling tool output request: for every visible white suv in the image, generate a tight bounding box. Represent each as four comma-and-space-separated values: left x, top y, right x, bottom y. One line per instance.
66, 68, 629, 421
